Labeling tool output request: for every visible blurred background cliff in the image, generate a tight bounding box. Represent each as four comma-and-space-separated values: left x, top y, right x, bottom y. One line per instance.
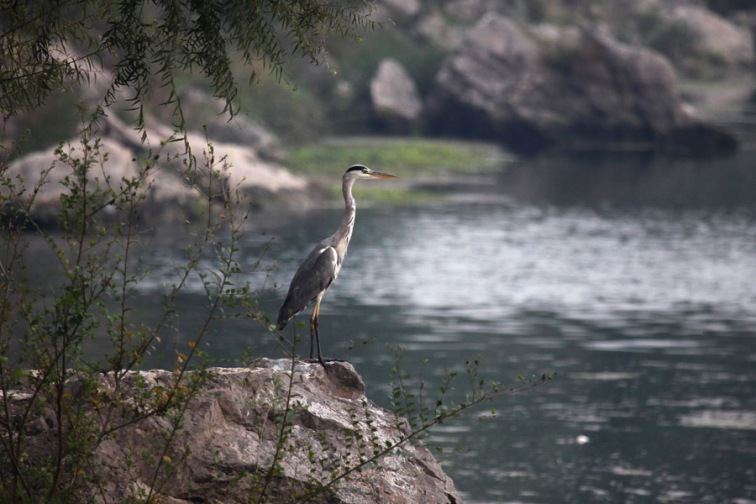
4, 0, 755, 191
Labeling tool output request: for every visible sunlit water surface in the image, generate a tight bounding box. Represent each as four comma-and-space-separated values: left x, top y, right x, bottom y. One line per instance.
30, 151, 756, 502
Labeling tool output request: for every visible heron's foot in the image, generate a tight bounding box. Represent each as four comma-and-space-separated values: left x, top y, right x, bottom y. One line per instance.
303, 357, 330, 373
318, 358, 328, 373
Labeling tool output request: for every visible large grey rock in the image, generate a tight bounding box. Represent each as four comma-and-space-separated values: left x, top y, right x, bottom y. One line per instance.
1, 136, 193, 226
2, 113, 308, 227
413, 10, 467, 50
370, 59, 423, 132
378, 0, 422, 20
668, 6, 753, 66
4, 360, 462, 504
178, 87, 283, 159
424, 14, 737, 155
624, 2, 754, 75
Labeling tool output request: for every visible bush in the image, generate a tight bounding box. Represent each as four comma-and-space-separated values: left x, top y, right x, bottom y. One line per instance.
0, 128, 257, 501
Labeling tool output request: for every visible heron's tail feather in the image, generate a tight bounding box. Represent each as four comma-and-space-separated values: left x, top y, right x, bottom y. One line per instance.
276, 305, 292, 330
277, 291, 305, 330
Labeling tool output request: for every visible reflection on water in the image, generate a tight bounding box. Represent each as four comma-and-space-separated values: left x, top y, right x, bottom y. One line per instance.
500, 150, 756, 209
22, 150, 756, 502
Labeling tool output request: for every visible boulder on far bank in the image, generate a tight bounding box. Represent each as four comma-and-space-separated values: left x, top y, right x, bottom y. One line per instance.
4, 360, 462, 504
424, 14, 738, 156
370, 59, 423, 133
178, 87, 284, 159
629, 2, 755, 77
2, 112, 310, 228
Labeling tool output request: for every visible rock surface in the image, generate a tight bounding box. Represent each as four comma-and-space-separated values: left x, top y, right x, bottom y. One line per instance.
378, 0, 422, 20
2, 111, 310, 227
627, 1, 755, 75
178, 87, 284, 159
370, 59, 423, 132
5, 360, 461, 504
424, 14, 737, 155
667, 5, 754, 67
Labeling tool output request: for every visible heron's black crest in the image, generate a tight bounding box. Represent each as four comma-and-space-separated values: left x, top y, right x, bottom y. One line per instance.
346, 164, 368, 173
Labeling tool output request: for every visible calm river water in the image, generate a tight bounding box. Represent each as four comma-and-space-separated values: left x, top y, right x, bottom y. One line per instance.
46, 149, 756, 502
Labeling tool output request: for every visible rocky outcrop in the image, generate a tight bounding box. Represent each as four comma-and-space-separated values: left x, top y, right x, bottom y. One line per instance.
665, 5, 753, 67
2, 111, 310, 227
178, 87, 284, 159
4, 360, 461, 503
370, 59, 423, 132
2, 137, 153, 225
378, 0, 421, 20
626, 2, 754, 76
424, 14, 738, 155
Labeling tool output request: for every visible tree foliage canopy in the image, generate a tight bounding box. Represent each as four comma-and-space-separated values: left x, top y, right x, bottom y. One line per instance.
0, 0, 374, 122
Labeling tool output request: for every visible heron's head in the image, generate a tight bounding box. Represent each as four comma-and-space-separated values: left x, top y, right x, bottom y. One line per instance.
344, 164, 398, 181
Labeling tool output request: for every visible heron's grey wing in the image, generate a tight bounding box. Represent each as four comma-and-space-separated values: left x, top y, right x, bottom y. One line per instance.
277, 246, 338, 328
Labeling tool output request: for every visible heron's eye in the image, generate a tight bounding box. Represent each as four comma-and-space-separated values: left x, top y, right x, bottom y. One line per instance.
362, 168, 370, 174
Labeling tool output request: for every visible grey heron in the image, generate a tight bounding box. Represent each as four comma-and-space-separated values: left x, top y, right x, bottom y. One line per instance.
276, 164, 398, 367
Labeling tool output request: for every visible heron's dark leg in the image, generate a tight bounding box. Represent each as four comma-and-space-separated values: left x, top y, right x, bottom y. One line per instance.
310, 293, 326, 368
309, 308, 316, 360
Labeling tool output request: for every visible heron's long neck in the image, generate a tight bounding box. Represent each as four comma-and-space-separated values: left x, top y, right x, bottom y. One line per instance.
333, 176, 357, 256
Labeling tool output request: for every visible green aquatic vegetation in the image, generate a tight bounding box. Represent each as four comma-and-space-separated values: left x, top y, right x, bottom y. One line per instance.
290, 137, 513, 203
323, 184, 439, 204
288, 138, 512, 178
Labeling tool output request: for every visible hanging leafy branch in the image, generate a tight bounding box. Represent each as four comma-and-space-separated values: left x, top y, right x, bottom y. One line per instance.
0, 0, 375, 122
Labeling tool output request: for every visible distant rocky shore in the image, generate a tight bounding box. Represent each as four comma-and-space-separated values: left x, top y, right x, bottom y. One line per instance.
3, 0, 754, 226
423, 15, 739, 155
2, 112, 314, 229
373, 0, 751, 154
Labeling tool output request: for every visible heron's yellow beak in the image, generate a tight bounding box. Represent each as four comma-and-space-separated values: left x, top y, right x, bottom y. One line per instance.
369, 171, 398, 179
